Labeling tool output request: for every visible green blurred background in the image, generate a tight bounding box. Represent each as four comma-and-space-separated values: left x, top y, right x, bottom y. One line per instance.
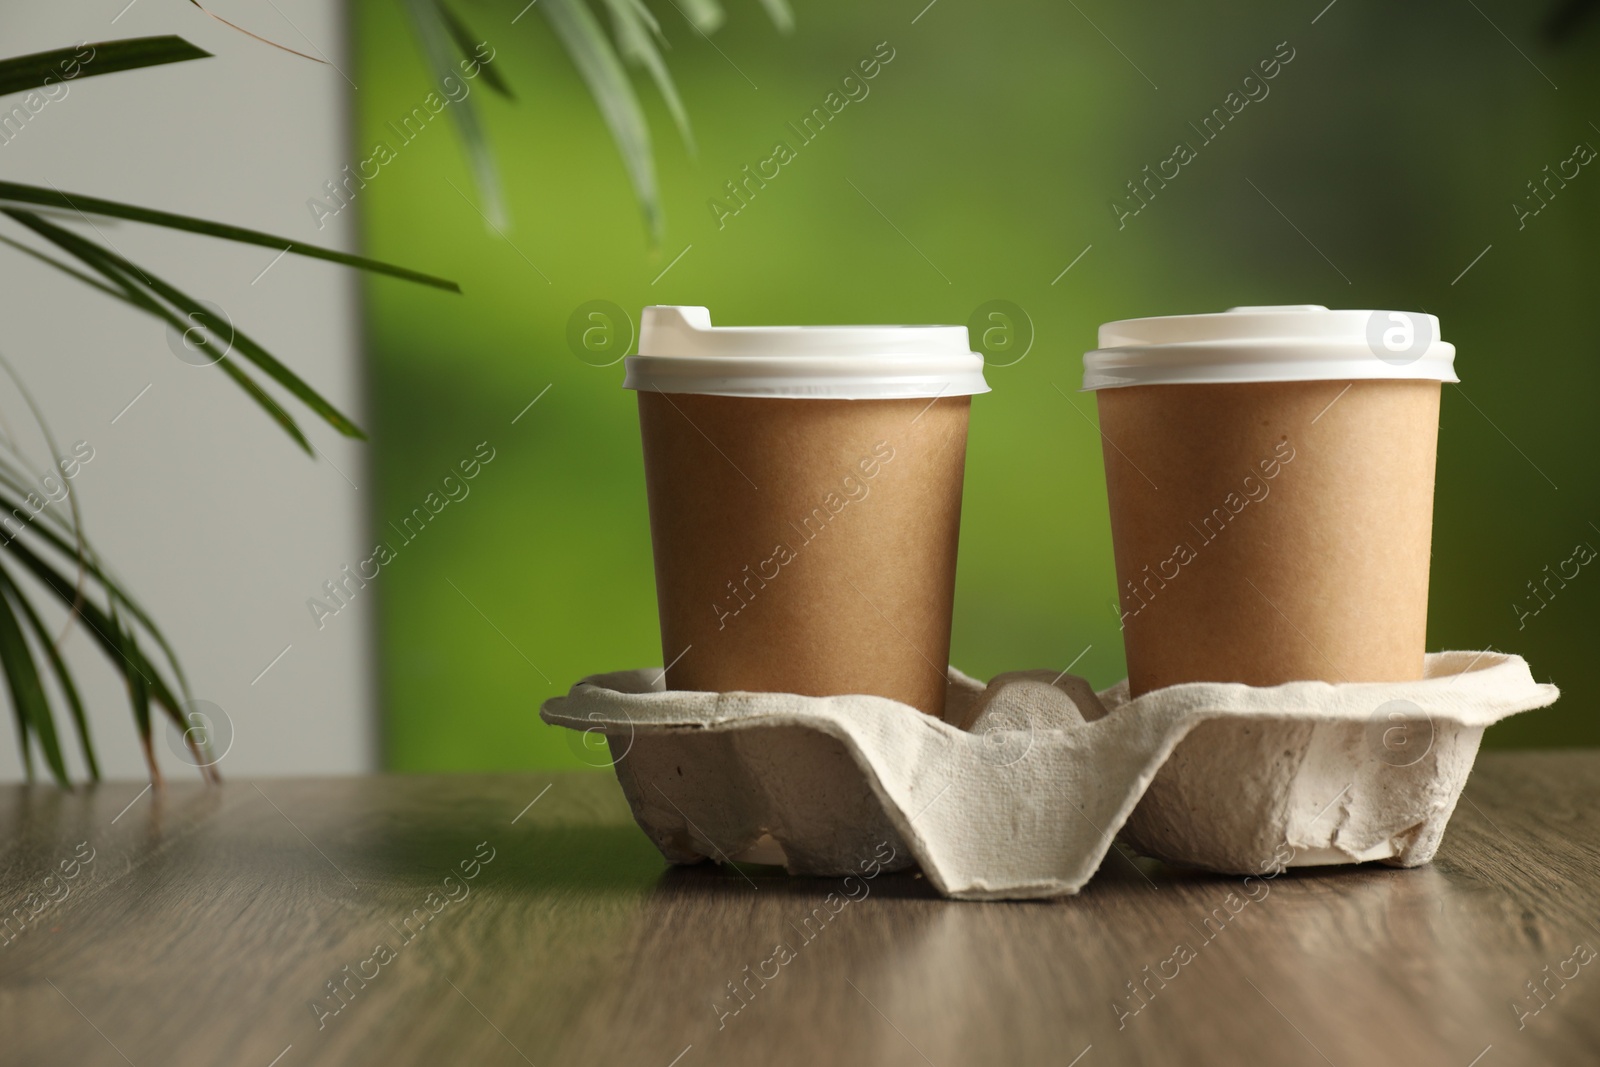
352, 0, 1599, 770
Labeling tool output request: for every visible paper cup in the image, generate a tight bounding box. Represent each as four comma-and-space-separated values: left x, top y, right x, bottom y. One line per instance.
626, 306, 988, 718
1085, 306, 1458, 869
1082, 306, 1457, 694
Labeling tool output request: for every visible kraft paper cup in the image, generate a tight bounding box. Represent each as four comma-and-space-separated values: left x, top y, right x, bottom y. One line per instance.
1083, 305, 1459, 866
625, 306, 988, 718
1084, 305, 1457, 693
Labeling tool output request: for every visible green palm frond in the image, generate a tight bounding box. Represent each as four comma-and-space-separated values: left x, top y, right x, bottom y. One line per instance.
0, 36, 461, 784
604, 0, 696, 154
434, 2, 516, 98
0, 360, 197, 786
6, 208, 365, 449
0, 37, 211, 97
0, 516, 196, 785
401, 0, 511, 228
0, 181, 459, 291
400, 0, 793, 242
542, 0, 665, 240
0, 565, 67, 784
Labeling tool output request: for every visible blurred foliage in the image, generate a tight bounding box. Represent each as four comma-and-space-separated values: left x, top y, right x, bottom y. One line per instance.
354, 0, 1600, 770
0, 36, 454, 784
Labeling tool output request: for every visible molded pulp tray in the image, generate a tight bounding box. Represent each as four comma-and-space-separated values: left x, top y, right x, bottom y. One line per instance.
539, 652, 1557, 900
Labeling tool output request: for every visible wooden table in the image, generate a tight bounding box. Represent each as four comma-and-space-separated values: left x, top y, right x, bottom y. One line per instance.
2, 752, 1596, 1066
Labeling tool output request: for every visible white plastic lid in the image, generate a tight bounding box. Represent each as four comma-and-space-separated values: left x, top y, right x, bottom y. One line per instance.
623, 306, 990, 399
1082, 305, 1458, 390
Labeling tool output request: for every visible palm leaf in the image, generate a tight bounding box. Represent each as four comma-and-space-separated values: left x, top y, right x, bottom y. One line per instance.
0, 37, 211, 98
400, 0, 508, 228
0, 462, 83, 570
4, 572, 99, 781
400, 0, 795, 242
433, 2, 514, 98
0, 360, 189, 783
10, 671, 33, 781
0, 234, 134, 305
0, 223, 319, 453
603, 0, 695, 153
0, 483, 187, 697
0, 357, 187, 698
0, 180, 460, 291
1, 215, 315, 452
0, 32, 462, 785
541, 0, 663, 242
0, 531, 187, 729
0, 479, 187, 697
5, 209, 356, 447
209, 359, 315, 454
0, 570, 69, 785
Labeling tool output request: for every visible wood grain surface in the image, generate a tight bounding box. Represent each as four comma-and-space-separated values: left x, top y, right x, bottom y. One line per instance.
2, 752, 1596, 1066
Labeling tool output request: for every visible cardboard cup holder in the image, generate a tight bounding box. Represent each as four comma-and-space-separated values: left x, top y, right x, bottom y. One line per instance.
540, 652, 1558, 901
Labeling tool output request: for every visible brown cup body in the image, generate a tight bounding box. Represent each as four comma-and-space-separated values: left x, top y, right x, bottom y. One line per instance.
1096, 379, 1441, 695
637, 392, 970, 717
